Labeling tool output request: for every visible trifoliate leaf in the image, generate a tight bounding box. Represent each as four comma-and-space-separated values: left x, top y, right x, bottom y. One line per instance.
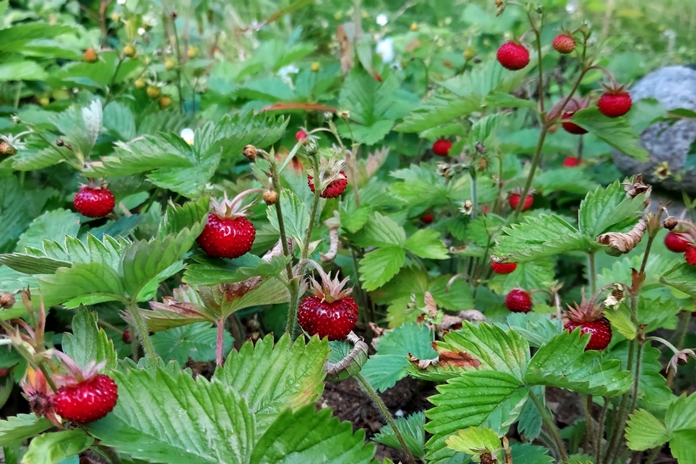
62, 307, 117, 370
404, 229, 448, 260
23, 430, 93, 464
359, 246, 406, 291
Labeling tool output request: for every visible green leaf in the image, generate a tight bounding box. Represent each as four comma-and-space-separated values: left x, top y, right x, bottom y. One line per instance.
661, 263, 696, 298
0, 254, 71, 274
327, 339, 368, 381
625, 409, 671, 451
184, 254, 292, 286
524, 330, 632, 397
23, 430, 93, 464
0, 60, 47, 81
373, 412, 426, 458
494, 214, 599, 263
509, 443, 554, 463
394, 94, 482, 133
266, 189, 310, 250
214, 334, 328, 433
535, 168, 597, 195
578, 180, 645, 238
249, 406, 375, 464
361, 323, 436, 392
404, 229, 449, 260
0, 24, 75, 52
359, 246, 406, 292
425, 370, 528, 463
503, 313, 562, 348
484, 91, 537, 109
608, 343, 673, 410
0, 414, 51, 446
388, 164, 448, 206
445, 426, 500, 455
353, 213, 406, 247
217, 277, 290, 318
62, 307, 117, 370
15, 209, 81, 252
88, 367, 256, 463
10, 147, 66, 171
38, 262, 125, 308
572, 108, 649, 161
152, 323, 233, 364
157, 196, 209, 239
604, 309, 636, 340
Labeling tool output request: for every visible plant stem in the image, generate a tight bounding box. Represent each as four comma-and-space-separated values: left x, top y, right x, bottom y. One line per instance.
128, 301, 157, 359
588, 252, 597, 294
513, 125, 548, 220
667, 310, 691, 387
13, 82, 22, 108
470, 167, 479, 220
528, 389, 568, 461
216, 318, 225, 367
355, 373, 417, 464
303, 154, 322, 258
170, 18, 185, 112
645, 446, 661, 464
595, 397, 609, 463
581, 394, 594, 454
104, 57, 124, 106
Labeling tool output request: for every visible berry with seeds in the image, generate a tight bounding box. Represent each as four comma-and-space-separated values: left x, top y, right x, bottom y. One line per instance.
197, 195, 257, 259
665, 231, 690, 253
308, 165, 348, 198
505, 289, 532, 313
53, 374, 118, 423
552, 34, 575, 54
432, 139, 452, 157
491, 261, 517, 275
562, 111, 588, 134
598, 90, 632, 118
496, 41, 530, 71
686, 246, 696, 266
565, 318, 612, 351
509, 193, 533, 211
297, 268, 358, 340
563, 156, 580, 167
421, 214, 434, 224
122, 329, 131, 344
74, 186, 115, 218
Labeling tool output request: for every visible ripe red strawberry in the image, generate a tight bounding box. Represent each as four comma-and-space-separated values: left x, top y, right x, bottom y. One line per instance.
197, 195, 256, 259
505, 289, 532, 313
686, 246, 696, 266
53, 374, 118, 423
432, 139, 452, 157
295, 130, 307, 142
565, 318, 612, 351
122, 329, 131, 344
74, 186, 115, 218
509, 193, 533, 211
665, 231, 690, 253
552, 34, 575, 54
297, 269, 358, 340
308, 170, 348, 198
563, 156, 580, 167
598, 90, 632, 118
421, 214, 434, 224
491, 261, 517, 274
496, 41, 530, 71
562, 111, 588, 134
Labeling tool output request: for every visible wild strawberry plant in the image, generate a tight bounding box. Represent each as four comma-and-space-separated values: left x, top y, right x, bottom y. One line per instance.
0, 0, 694, 463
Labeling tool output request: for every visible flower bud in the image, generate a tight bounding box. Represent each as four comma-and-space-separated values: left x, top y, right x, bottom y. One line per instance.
243, 144, 257, 161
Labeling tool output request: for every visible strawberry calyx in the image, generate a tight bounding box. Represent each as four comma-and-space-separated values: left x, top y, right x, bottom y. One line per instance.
209, 189, 266, 220
306, 259, 353, 304
308, 158, 347, 195
49, 351, 106, 388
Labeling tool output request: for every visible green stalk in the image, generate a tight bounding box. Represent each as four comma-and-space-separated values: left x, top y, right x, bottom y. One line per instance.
513, 125, 548, 220
170, 17, 185, 112
528, 389, 568, 461
355, 373, 417, 464
581, 394, 594, 454
667, 310, 691, 387
128, 301, 157, 359
588, 252, 597, 294
595, 397, 609, 463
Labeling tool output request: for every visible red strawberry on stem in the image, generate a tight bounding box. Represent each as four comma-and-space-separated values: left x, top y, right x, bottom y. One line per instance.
432, 139, 452, 157
564, 298, 612, 351
505, 289, 532, 313
53, 374, 118, 424
552, 34, 575, 54
74, 184, 115, 218
598, 87, 632, 118
421, 213, 434, 224
297, 264, 358, 340
563, 156, 581, 167
308, 159, 348, 198
491, 261, 517, 275
561, 111, 588, 134
197, 192, 261, 259
665, 231, 690, 253
295, 130, 307, 143
686, 246, 696, 266
496, 41, 529, 71
509, 190, 534, 211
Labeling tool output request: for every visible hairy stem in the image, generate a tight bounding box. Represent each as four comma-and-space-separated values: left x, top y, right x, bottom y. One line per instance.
595, 397, 609, 463
103, 57, 124, 107
355, 373, 417, 464
588, 252, 597, 294
581, 394, 594, 454
668, 310, 691, 387
216, 318, 225, 367
513, 125, 548, 220
128, 301, 157, 359
528, 389, 568, 461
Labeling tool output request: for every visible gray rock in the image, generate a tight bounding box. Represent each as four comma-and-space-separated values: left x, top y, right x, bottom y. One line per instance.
612, 65, 696, 194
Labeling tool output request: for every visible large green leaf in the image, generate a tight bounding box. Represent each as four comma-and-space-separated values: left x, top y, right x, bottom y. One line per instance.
249, 406, 375, 464
394, 93, 481, 133
572, 108, 649, 161
266, 189, 310, 250
0, 414, 50, 446
352, 213, 406, 247
525, 330, 632, 397
157, 196, 209, 239
661, 263, 696, 298
214, 334, 328, 433
87, 367, 257, 463
0, 24, 76, 52
184, 254, 292, 286
578, 180, 645, 237
23, 430, 93, 464
151, 323, 233, 364
359, 246, 406, 292
62, 307, 117, 370
404, 229, 449, 260
38, 262, 125, 308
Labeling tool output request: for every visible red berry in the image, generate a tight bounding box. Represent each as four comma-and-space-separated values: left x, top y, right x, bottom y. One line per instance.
297, 295, 358, 341
122, 329, 131, 344
52, 374, 118, 423
686, 246, 696, 266
509, 193, 533, 211
598, 91, 632, 118
421, 214, 434, 224
74, 186, 115, 218
432, 139, 452, 157
563, 156, 580, 167
197, 214, 256, 259
496, 41, 530, 71
505, 289, 532, 313
552, 34, 575, 54
308, 171, 348, 198
564, 318, 612, 351
562, 111, 588, 134
491, 262, 517, 275
295, 130, 307, 142
665, 231, 690, 253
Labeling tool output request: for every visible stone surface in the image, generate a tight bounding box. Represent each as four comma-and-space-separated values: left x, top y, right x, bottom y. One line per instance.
612, 65, 696, 194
